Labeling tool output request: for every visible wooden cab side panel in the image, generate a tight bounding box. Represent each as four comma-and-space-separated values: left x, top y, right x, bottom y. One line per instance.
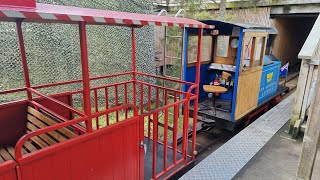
235, 68, 262, 120
235, 31, 268, 120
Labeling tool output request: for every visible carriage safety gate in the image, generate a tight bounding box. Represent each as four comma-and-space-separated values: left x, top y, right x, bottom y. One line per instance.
0, 1, 216, 179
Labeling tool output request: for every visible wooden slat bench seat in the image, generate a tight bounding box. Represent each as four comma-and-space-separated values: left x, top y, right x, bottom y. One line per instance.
0, 106, 78, 163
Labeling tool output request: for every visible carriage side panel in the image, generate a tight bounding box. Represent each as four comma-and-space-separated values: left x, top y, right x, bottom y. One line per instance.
0, 161, 17, 180
17, 117, 141, 180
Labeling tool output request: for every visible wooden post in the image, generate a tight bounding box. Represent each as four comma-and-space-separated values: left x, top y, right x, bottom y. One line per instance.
300, 65, 314, 120
290, 59, 310, 134
296, 64, 320, 180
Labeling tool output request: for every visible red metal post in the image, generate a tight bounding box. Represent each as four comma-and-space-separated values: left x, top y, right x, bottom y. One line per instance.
148, 86, 151, 138
79, 22, 92, 133
155, 88, 160, 140
163, 90, 168, 170
94, 90, 99, 129
104, 87, 109, 125
173, 93, 178, 164
140, 84, 144, 114
115, 85, 119, 122
124, 83, 128, 119
16, 21, 32, 100
152, 112, 159, 179
182, 99, 189, 163
191, 28, 203, 159
131, 27, 137, 106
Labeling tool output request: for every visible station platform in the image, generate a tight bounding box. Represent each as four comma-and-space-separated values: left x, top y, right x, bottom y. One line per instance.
180, 93, 297, 180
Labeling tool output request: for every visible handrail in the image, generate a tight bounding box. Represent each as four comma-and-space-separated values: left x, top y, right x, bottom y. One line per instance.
186, 84, 198, 97
0, 72, 133, 95
136, 71, 195, 86
298, 15, 320, 60
0, 87, 26, 95
15, 103, 138, 160
158, 9, 168, 16
29, 88, 85, 116
140, 97, 188, 117
139, 84, 197, 117
135, 80, 188, 95
175, 9, 185, 18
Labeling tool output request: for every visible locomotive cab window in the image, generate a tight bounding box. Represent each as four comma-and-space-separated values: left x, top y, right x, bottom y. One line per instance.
187, 35, 212, 66
241, 32, 267, 72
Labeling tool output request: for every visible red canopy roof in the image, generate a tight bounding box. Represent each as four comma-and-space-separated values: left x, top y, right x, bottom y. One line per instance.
0, 3, 215, 29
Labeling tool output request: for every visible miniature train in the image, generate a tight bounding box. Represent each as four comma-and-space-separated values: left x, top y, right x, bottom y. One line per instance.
183, 20, 288, 131
0, 1, 289, 179
0, 1, 216, 180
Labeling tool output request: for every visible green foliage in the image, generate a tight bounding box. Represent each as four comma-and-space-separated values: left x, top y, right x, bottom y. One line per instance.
194, 11, 214, 20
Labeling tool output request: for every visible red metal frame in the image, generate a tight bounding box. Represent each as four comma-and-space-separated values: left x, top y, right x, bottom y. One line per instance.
79, 22, 93, 133
0, 0, 36, 8
0, 2, 209, 180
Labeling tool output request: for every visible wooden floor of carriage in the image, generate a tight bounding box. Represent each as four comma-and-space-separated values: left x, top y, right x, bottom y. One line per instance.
179, 93, 295, 180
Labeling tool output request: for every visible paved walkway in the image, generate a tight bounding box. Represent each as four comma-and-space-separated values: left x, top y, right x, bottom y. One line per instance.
180, 93, 295, 180
233, 121, 320, 180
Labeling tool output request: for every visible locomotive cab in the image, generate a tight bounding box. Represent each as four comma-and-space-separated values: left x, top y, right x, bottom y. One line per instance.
183, 20, 287, 131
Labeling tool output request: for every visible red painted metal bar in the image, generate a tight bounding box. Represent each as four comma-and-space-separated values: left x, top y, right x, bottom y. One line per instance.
136, 80, 188, 95
147, 86, 151, 138
153, 139, 184, 154
131, 27, 137, 106
155, 87, 160, 141
140, 97, 188, 117
155, 158, 184, 179
115, 85, 119, 122
104, 87, 109, 125
173, 97, 178, 164
29, 88, 85, 116
124, 83, 128, 119
15, 104, 138, 160
90, 80, 133, 91
0, 87, 26, 95
79, 22, 93, 133
91, 104, 138, 118
32, 79, 82, 89
68, 94, 77, 134
191, 28, 203, 160
29, 100, 86, 134
31, 72, 132, 90
159, 160, 194, 180
140, 84, 144, 114
152, 111, 159, 179
89, 71, 133, 81
136, 71, 194, 86
181, 99, 189, 163
35, 89, 83, 97
16, 21, 32, 100
163, 90, 169, 170
94, 89, 99, 129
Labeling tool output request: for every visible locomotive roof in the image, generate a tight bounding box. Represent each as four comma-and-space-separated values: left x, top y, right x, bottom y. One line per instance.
201, 20, 278, 34
0, 3, 214, 29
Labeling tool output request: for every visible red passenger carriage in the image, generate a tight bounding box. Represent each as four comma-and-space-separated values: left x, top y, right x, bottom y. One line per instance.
0, 1, 215, 179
